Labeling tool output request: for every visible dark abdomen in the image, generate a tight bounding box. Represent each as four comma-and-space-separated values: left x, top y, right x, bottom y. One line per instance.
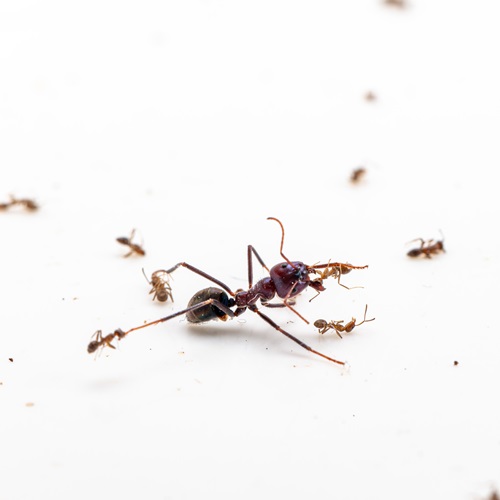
186, 287, 232, 323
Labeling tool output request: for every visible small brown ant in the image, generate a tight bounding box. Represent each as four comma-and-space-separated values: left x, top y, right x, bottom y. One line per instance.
407, 234, 445, 258
116, 229, 146, 257
143, 269, 174, 303
314, 305, 375, 338
309, 261, 361, 297
350, 167, 366, 183
89, 217, 369, 365
0, 195, 38, 211
88, 329, 126, 354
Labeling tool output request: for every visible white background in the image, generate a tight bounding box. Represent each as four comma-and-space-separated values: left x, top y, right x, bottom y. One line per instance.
1, 1, 499, 499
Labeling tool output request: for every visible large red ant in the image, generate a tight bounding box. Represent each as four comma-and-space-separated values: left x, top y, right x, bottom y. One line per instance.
407, 234, 445, 258
88, 217, 368, 365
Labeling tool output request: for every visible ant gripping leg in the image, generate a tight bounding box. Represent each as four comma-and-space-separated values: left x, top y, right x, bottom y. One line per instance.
143, 268, 174, 303
87, 297, 236, 354
310, 262, 367, 290
88, 329, 126, 354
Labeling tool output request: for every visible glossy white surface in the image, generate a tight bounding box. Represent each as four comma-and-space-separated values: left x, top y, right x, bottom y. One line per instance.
1, 1, 499, 499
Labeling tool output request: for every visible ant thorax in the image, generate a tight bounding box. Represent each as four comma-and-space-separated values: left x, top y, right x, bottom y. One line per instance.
234, 277, 275, 307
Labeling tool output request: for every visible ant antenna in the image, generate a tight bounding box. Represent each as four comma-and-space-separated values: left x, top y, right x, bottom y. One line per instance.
267, 217, 292, 265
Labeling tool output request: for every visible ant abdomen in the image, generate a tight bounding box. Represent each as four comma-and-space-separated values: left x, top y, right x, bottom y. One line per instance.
186, 287, 234, 323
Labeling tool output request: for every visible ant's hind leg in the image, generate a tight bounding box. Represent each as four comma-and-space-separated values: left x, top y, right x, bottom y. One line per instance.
249, 305, 345, 366
124, 298, 236, 335
87, 298, 236, 354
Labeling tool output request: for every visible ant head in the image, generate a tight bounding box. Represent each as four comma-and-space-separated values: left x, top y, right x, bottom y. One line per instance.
270, 261, 311, 299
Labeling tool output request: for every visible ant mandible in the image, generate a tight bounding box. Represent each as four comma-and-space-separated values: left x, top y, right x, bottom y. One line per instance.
314, 305, 375, 338
407, 234, 445, 258
116, 229, 146, 257
89, 217, 368, 365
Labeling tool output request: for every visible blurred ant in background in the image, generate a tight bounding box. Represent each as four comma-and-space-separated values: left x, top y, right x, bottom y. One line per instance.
407, 232, 445, 258
116, 229, 146, 257
0, 195, 38, 211
350, 167, 366, 183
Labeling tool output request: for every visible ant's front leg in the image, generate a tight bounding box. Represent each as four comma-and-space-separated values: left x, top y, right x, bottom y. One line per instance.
260, 298, 296, 308
164, 262, 235, 297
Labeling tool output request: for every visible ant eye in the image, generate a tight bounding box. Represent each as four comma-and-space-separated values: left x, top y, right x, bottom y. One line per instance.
292, 287, 297, 293
281, 264, 287, 269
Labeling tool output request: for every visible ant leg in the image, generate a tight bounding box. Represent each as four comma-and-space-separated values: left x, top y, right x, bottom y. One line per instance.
335, 277, 359, 291
260, 299, 296, 308
164, 262, 235, 297
247, 245, 270, 288
126, 298, 236, 335
283, 298, 310, 325
88, 299, 236, 353
280, 286, 310, 325
407, 238, 425, 248
355, 305, 375, 327
249, 305, 345, 365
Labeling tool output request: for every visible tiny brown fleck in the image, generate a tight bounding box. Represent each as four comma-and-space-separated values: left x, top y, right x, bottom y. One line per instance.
364, 91, 376, 102
383, 0, 406, 8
